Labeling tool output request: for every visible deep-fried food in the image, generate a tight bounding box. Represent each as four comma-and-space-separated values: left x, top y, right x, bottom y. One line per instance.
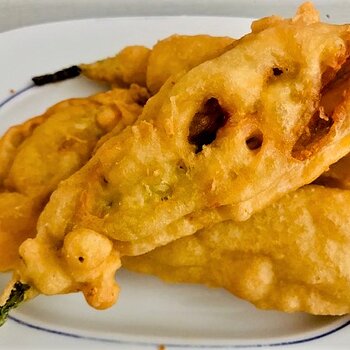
0, 115, 48, 186
123, 185, 350, 315
0, 34, 234, 275
14, 5, 350, 311
0, 193, 38, 273
81, 46, 151, 88
80, 35, 235, 94
146, 35, 234, 94
315, 58, 350, 189
0, 85, 147, 271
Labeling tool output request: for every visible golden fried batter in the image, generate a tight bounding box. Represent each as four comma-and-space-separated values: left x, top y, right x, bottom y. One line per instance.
0, 86, 147, 271
146, 35, 235, 94
0, 193, 38, 272
81, 46, 151, 88
0, 34, 231, 273
0, 115, 48, 187
123, 185, 350, 315
15, 6, 350, 310
80, 36, 235, 94
315, 59, 350, 189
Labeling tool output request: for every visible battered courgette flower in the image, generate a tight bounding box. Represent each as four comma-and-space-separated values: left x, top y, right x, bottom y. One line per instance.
16, 3, 350, 312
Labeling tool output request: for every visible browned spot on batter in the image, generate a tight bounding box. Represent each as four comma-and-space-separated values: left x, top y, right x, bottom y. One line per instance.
188, 98, 229, 153
292, 110, 333, 160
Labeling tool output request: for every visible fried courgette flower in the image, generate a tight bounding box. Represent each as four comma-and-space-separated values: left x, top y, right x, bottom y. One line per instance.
79, 35, 235, 94
0, 85, 148, 272
4, 3, 350, 312
40, 36, 234, 92
123, 185, 350, 316
81, 46, 151, 88
0, 35, 237, 276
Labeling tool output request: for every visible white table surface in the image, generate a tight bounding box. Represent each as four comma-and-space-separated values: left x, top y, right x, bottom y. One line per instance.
0, 0, 349, 33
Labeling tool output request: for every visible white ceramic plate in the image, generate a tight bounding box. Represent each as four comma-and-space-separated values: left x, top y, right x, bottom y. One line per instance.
0, 16, 349, 350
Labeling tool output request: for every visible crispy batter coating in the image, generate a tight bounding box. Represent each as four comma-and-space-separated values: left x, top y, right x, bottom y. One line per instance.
0, 86, 146, 271
80, 36, 235, 94
94, 84, 150, 148
315, 59, 350, 189
16, 8, 350, 310
81, 46, 151, 88
314, 55, 350, 166
0, 194, 38, 272
146, 35, 235, 94
0, 115, 48, 187
123, 185, 350, 315
0, 35, 233, 276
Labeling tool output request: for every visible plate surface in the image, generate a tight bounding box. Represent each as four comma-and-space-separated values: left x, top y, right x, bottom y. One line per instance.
0, 16, 349, 350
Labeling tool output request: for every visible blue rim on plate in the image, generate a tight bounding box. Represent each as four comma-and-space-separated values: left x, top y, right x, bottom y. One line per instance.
0, 83, 35, 109
7, 314, 350, 348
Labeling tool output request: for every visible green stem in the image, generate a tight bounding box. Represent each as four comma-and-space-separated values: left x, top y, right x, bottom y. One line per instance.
0, 282, 30, 326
